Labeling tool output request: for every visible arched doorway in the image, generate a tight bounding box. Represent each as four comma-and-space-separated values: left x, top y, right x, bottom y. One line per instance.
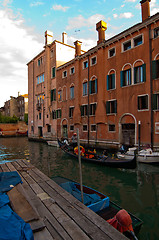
119, 114, 137, 146
61, 119, 68, 138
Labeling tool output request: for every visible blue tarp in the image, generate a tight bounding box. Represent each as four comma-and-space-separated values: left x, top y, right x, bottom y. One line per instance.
0, 172, 34, 240
60, 181, 101, 206
0, 171, 22, 193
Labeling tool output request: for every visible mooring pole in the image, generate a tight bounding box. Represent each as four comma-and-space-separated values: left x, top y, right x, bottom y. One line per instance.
77, 128, 84, 203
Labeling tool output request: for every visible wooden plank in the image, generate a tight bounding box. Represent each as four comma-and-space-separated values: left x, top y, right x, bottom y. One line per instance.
29, 218, 45, 232
1, 163, 9, 172
33, 227, 54, 240
43, 218, 64, 240
7, 184, 39, 222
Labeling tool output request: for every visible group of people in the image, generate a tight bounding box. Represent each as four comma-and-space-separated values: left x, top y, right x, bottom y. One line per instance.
63, 132, 77, 148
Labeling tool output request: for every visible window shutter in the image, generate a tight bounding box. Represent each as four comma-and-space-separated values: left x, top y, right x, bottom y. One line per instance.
142, 64, 146, 82
56, 110, 58, 118
152, 60, 157, 80
86, 105, 88, 115
51, 90, 53, 102
54, 89, 56, 101
134, 67, 137, 84
80, 106, 83, 116
95, 78, 97, 93
106, 101, 110, 114
89, 81, 92, 94
152, 94, 157, 110
114, 100, 117, 113
120, 71, 124, 87
112, 74, 115, 89
60, 109, 61, 118
107, 75, 109, 90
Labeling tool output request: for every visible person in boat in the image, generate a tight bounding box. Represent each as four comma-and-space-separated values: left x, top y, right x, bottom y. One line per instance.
120, 144, 128, 154
70, 132, 77, 149
107, 209, 138, 239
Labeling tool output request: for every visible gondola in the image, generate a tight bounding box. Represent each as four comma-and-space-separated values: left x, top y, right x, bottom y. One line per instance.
58, 139, 136, 169
53, 176, 143, 240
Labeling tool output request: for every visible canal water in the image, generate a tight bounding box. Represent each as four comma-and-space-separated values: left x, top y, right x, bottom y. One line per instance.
0, 137, 159, 240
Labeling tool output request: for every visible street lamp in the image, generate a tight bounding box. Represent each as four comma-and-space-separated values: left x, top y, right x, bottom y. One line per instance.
138, 121, 141, 151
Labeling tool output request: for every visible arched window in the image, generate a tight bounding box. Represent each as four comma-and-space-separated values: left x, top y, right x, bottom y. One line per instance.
89, 77, 97, 94
133, 60, 146, 84
120, 64, 132, 87
107, 70, 115, 90
70, 85, 74, 99
83, 80, 88, 96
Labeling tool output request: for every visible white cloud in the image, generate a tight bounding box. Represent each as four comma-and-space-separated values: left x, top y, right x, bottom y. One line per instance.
30, 2, 44, 7
52, 4, 70, 12
150, 0, 159, 15
2, 0, 12, 7
113, 13, 118, 19
66, 14, 105, 30
124, 0, 137, 2
0, 8, 43, 107
119, 12, 134, 18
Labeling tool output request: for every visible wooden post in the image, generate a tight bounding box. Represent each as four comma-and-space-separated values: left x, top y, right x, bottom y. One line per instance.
77, 129, 84, 203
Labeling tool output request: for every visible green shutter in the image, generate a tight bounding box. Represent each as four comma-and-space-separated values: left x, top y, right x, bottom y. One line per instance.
60, 109, 61, 118
106, 101, 110, 114
107, 75, 109, 90
142, 64, 146, 82
54, 89, 56, 101
112, 74, 115, 89
134, 67, 137, 84
152, 94, 157, 110
95, 79, 97, 93
114, 100, 117, 114
120, 71, 124, 87
52, 67, 55, 78
152, 60, 157, 80
51, 90, 53, 102
89, 81, 92, 94
80, 106, 84, 116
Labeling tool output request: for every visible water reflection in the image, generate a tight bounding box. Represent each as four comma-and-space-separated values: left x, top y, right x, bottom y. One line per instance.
0, 137, 159, 239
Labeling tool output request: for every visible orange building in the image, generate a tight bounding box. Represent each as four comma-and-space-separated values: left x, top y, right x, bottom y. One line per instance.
28, 0, 159, 148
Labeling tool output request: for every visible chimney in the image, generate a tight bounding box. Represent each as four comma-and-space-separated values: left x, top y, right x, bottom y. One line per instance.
140, 0, 151, 22
62, 32, 67, 44
45, 30, 53, 45
96, 20, 107, 45
74, 40, 82, 57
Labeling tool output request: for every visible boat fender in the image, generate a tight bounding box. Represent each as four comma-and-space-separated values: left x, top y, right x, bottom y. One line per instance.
74, 146, 85, 156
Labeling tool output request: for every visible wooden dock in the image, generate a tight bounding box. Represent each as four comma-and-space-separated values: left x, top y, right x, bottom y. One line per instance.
0, 160, 127, 240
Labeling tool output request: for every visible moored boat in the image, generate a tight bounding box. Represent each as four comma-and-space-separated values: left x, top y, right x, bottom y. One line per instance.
53, 176, 143, 239
58, 139, 136, 169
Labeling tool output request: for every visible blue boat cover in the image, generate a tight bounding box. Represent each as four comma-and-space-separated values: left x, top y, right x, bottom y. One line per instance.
0, 171, 22, 193
60, 182, 101, 206
0, 172, 34, 240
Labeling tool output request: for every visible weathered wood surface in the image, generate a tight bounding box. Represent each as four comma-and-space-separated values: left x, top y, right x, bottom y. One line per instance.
0, 160, 127, 240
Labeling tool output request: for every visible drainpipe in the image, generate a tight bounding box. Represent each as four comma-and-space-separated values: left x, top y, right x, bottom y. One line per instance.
149, 25, 153, 150
33, 61, 35, 135
87, 55, 90, 145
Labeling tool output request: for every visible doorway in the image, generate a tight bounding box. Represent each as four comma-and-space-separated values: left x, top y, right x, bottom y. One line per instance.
38, 127, 43, 137
121, 123, 135, 146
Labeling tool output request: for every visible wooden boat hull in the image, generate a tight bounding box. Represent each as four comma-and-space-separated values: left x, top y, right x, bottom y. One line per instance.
58, 140, 136, 169
53, 176, 143, 237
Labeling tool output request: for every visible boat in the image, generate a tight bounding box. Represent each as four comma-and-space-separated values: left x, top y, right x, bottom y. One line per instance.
118, 147, 159, 164
53, 176, 143, 239
58, 139, 136, 169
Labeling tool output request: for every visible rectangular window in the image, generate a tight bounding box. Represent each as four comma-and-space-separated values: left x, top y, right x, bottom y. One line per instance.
108, 124, 115, 132
134, 64, 146, 84
134, 35, 143, 47
70, 125, 74, 131
153, 93, 159, 111
70, 67, 75, 75
51, 67, 56, 78
106, 100, 117, 114
47, 125, 51, 132
83, 82, 87, 96
91, 56, 97, 66
89, 79, 97, 94
83, 60, 88, 69
39, 112, 41, 119
83, 125, 88, 131
81, 105, 88, 116
138, 95, 148, 110
63, 70, 67, 78
154, 27, 159, 38
70, 86, 74, 99
91, 124, 96, 132
51, 89, 56, 101
69, 107, 74, 118
108, 48, 115, 58
120, 69, 131, 87
56, 109, 61, 119
38, 57, 43, 66
37, 73, 44, 84
90, 103, 96, 116
51, 49, 54, 58
123, 40, 131, 51
58, 90, 62, 101
152, 60, 159, 80
52, 110, 56, 119
107, 74, 115, 90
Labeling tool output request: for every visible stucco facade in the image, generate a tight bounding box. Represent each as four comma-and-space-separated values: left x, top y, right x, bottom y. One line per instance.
28, 0, 159, 148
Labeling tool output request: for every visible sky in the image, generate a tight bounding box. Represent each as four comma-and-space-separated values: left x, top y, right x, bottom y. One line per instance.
0, 0, 159, 108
